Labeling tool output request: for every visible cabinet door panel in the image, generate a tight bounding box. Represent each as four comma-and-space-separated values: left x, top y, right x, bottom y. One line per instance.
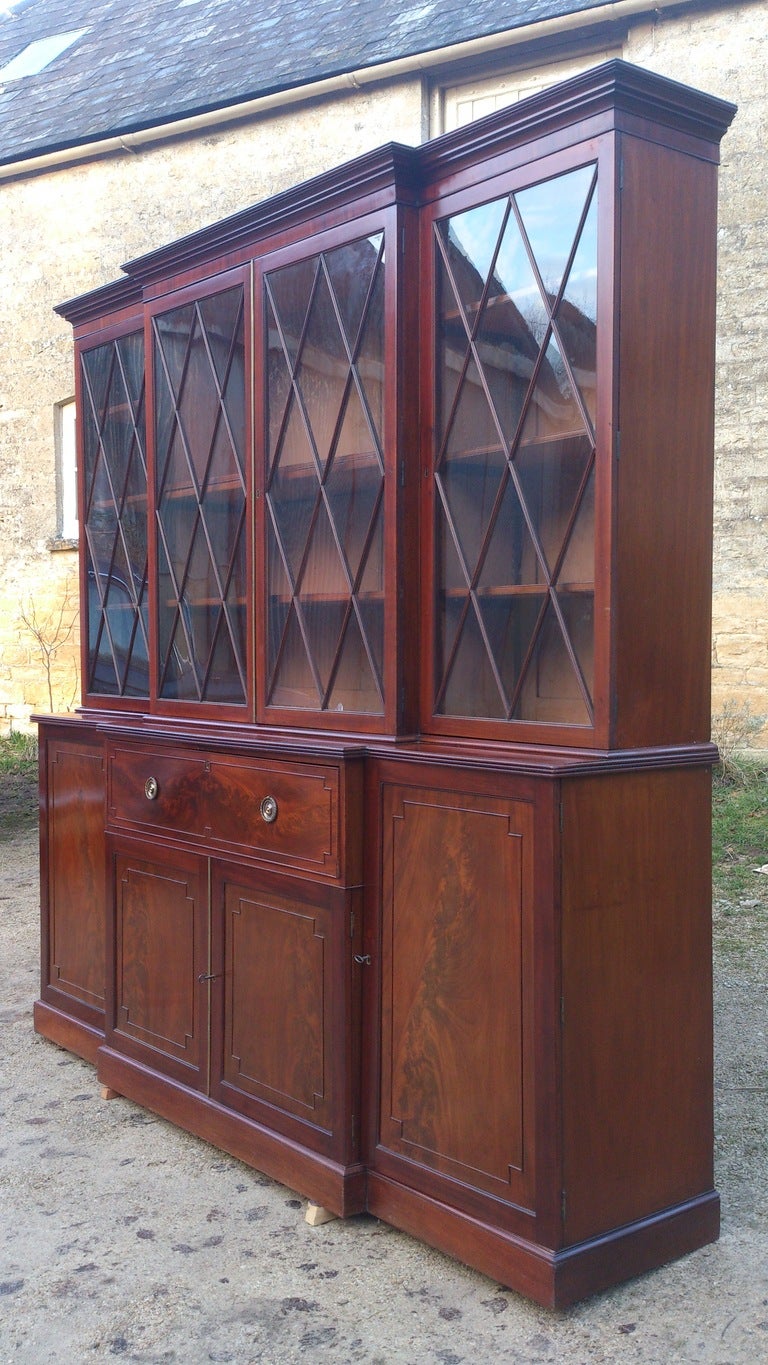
378, 784, 534, 1204
45, 740, 105, 1016
213, 873, 334, 1135
111, 844, 207, 1086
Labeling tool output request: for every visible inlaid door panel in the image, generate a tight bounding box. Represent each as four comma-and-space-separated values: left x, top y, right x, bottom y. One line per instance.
111, 842, 207, 1087
378, 783, 534, 1205
44, 739, 106, 1018
212, 868, 336, 1139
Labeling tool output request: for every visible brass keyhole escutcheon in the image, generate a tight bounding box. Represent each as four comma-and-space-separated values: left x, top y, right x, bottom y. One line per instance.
260, 795, 278, 824
145, 776, 159, 801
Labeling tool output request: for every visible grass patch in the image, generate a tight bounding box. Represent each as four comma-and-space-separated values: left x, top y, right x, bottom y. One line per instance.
0, 729, 38, 772
0, 729, 39, 833
712, 762, 768, 961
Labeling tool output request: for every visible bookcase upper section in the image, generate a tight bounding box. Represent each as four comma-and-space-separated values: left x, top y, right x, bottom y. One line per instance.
56, 61, 735, 749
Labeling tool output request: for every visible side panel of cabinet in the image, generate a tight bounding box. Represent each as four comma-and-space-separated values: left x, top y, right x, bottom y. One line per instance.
107, 839, 208, 1090
561, 766, 717, 1245
210, 863, 358, 1163
36, 731, 106, 1055
613, 137, 719, 747
373, 779, 536, 1214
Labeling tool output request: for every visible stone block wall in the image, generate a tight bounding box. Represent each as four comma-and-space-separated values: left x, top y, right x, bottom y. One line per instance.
1, 2, 766, 745
0, 79, 425, 733
625, 3, 768, 746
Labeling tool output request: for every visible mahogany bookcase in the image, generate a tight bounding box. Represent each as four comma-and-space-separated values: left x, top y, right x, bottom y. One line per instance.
35, 61, 735, 1307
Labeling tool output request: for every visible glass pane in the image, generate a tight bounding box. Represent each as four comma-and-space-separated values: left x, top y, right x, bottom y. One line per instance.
269, 605, 319, 709
520, 329, 585, 445
513, 598, 591, 726
557, 461, 595, 589
154, 286, 247, 704
440, 606, 505, 720
436, 250, 469, 447
555, 187, 598, 427
302, 597, 347, 700
267, 518, 292, 683
433, 167, 598, 728
442, 198, 508, 321
326, 393, 382, 580
199, 290, 243, 390
123, 591, 150, 697
478, 476, 541, 592
355, 248, 385, 441
82, 344, 113, 433
87, 572, 116, 695
327, 613, 383, 715
265, 232, 386, 715
515, 434, 593, 579
300, 500, 349, 604
296, 268, 348, 468
117, 332, 145, 409
266, 296, 292, 466
326, 234, 382, 351
271, 474, 317, 585
483, 588, 547, 709
435, 529, 469, 682
268, 256, 318, 369
494, 209, 550, 348
515, 165, 595, 302
81, 332, 148, 698
440, 439, 506, 582
357, 505, 385, 680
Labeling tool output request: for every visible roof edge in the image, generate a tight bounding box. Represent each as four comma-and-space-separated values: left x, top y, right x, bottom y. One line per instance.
1, 0, 693, 182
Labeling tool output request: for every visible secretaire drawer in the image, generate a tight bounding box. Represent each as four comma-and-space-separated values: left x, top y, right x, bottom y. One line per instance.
106, 746, 340, 877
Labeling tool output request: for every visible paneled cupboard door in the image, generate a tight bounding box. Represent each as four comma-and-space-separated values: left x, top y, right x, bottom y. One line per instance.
375, 781, 536, 1213
109, 840, 209, 1090
209, 864, 356, 1161
106, 838, 356, 1163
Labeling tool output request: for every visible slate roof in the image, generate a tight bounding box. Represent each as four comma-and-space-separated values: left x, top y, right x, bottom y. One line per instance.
0, 0, 619, 167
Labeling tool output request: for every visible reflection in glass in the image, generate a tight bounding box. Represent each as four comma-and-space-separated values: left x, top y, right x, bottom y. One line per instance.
433, 165, 598, 726
81, 332, 149, 696
265, 233, 385, 714
153, 285, 247, 704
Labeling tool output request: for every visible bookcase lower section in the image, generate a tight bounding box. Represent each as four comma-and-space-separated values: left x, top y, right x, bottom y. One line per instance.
34, 715, 720, 1307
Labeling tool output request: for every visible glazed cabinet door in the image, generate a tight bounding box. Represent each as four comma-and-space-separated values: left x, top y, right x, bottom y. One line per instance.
108, 838, 209, 1090
257, 204, 418, 735
422, 150, 606, 747
371, 777, 536, 1216
210, 863, 358, 1163
35, 728, 106, 1061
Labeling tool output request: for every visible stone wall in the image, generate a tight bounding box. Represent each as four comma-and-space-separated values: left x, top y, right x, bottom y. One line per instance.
0, 79, 425, 732
623, 2, 768, 747
1, 1, 766, 745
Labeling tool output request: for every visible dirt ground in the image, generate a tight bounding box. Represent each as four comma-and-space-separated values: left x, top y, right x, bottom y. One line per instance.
1, 789, 767, 1363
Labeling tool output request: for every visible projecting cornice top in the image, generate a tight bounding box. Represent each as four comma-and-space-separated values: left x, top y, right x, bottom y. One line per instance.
419, 59, 736, 182
55, 60, 736, 326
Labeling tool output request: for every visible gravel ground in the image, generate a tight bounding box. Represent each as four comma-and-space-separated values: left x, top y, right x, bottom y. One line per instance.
1, 812, 767, 1364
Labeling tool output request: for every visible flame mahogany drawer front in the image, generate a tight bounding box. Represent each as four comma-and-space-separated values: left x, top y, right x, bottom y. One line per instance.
106, 745, 341, 877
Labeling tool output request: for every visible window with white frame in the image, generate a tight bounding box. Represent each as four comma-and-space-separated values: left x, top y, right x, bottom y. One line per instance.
435, 46, 621, 135
55, 398, 78, 543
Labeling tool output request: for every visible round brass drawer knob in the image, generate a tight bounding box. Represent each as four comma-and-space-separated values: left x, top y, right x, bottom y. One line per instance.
145, 776, 159, 801
260, 794, 278, 824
